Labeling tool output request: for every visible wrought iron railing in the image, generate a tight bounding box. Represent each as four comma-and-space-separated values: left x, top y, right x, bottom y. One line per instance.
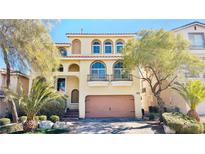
87, 74, 109, 81
111, 74, 133, 81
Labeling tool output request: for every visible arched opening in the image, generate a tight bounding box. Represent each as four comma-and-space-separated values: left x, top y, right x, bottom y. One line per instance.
92, 39, 101, 54
116, 39, 124, 53
68, 64, 80, 72
104, 40, 113, 54
72, 39, 81, 54
71, 89, 79, 103
58, 64, 64, 72
113, 61, 129, 80
90, 61, 106, 80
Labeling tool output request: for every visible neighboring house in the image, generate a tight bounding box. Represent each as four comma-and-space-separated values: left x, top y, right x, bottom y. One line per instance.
52, 33, 142, 118
142, 21, 205, 115
0, 69, 29, 117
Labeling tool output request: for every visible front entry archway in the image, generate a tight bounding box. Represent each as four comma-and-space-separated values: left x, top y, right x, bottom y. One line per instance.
71, 89, 79, 103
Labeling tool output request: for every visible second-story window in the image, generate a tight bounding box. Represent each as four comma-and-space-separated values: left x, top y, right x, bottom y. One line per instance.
188, 33, 205, 48
91, 61, 106, 80
92, 41, 101, 54
116, 41, 124, 53
59, 48, 67, 57
104, 41, 112, 54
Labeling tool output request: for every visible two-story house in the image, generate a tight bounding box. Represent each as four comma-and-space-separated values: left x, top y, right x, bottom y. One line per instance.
53, 33, 142, 119
142, 21, 205, 116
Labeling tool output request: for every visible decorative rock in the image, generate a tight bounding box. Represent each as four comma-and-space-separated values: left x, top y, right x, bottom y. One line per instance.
163, 125, 176, 134
39, 120, 54, 129
53, 121, 71, 129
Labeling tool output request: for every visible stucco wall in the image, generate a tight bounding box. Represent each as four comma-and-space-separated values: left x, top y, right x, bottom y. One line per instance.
69, 35, 132, 55
78, 59, 141, 118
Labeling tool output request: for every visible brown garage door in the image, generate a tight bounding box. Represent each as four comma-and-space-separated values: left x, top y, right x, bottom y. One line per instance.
85, 95, 135, 118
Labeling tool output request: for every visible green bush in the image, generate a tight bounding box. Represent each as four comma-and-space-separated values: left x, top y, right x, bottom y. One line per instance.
39, 100, 65, 117
0, 123, 23, 134
34, 116, 39, 121
0, 118, 11, 126
39, 115, 47, 121
162, 112, 204, 134
19, 116, 27, 123
50, 115, 60, 123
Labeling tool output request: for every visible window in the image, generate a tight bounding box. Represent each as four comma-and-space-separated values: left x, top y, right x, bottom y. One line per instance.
92, 41, 101, 54
113, 61, 130, 80
113, 61, 124, 78
58, 64, 64, 72
57, 78, 65, 92
59, 48, 67, 57
116, 41, 124, 53
91, 61, 106, 80
104, 41, 112, 54
188, 33, 205, 48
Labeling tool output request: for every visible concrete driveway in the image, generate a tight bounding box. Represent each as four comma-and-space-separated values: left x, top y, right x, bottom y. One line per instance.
68, 118, 164, 134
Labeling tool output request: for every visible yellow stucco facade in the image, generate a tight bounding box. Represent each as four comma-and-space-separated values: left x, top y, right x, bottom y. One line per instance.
53, 33, 142, 118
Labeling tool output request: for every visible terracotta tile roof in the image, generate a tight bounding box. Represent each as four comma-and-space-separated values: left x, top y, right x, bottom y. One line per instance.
55, 43, 71, 46
62, 55, 122, 59
66, 32, 137, 36
172, 21, 205, 31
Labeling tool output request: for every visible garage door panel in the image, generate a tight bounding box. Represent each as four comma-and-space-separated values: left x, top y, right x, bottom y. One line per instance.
85, 95, 135, 118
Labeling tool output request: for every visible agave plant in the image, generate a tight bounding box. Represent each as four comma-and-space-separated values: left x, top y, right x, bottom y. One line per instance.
7, 77, 65, 132
173, 80, 205, 121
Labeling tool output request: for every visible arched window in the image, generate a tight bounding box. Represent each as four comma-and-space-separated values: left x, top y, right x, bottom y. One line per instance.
104, 40, 113, 54
91, 61, 106, 80
92, 40, 101, 54
71, 89, 79, 103
58, 64, 64, 72
59, 48, 67, 57
72, 39, 81, 54
113, 61, 128, 80
116, 41, 124, 53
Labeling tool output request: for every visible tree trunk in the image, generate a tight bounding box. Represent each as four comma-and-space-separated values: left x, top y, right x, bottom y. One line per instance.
2, 44, 18, 123
155, 93, 165, 122
187, 109, 200, 121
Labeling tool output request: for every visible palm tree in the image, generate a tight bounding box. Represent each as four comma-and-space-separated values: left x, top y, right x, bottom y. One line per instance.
173, 80, 205, 121
6, 77, 65, 132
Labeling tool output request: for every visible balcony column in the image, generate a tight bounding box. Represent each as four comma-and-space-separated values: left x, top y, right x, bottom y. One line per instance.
134, 92, 142, 118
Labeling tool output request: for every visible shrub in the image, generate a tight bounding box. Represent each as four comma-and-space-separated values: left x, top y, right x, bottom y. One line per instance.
0, 118, 11, 126
34, 116, 39, 121
19, 116, 27, 123
39, 115, 47, 121
39, 100, 65, 117
162, 112, 204, 134
0, 123, 23, 134
149, 114, 155, 120
50, 115, 60, 123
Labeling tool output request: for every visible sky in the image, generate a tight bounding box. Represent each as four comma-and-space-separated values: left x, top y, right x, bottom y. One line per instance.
1, 19, 205, 69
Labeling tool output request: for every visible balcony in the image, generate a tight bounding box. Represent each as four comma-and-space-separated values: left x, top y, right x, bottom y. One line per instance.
87, 74, 133, 87
111, 74, 133, 86
87, 74, 109, 86
111, 74, 133, 81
